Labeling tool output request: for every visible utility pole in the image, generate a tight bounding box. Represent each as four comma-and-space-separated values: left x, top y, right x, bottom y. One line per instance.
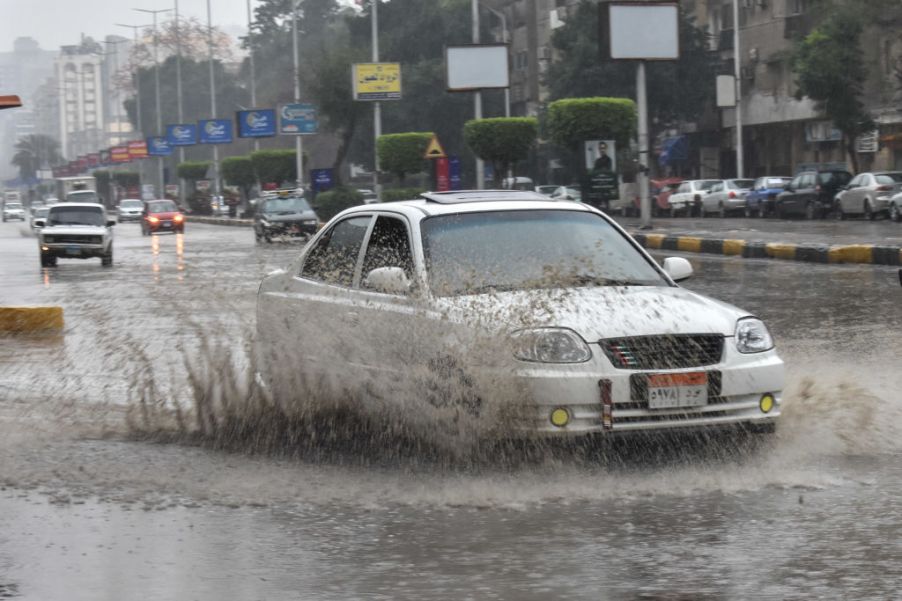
292, 0, 304, 190
175, 0, 186, 205
247, 0, 259, 153
135, 7, 172, 198
372, 0, 381, 201
471, 0, 484, 189
115, 23, 151, 136
206, 0, 221, 197
637, 60, 650, 228
733, 0, 744, 178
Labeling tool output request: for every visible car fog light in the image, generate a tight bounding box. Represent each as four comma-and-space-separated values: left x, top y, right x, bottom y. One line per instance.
550, 407, 571, 428
759, 394, 775, 414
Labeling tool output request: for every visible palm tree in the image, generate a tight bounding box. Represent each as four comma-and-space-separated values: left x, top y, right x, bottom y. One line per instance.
10, 134, 62, 180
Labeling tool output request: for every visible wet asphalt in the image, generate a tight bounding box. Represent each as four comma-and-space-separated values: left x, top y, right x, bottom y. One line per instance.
0, 218, 901, 600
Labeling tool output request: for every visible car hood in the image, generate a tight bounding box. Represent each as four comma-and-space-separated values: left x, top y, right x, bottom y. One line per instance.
41, 225, 108, 236
431, 285, 748, 340
261, 210, 318, 222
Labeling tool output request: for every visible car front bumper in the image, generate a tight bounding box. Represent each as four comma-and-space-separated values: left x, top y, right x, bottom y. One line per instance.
4, 212, 25, 220
41, 243, 107, 258
506, 346, 784, 435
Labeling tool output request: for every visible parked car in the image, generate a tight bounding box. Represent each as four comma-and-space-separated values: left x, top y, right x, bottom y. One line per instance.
889, 190, 902, 223
628, 178, 683, 217
535, 185, 559, 197
116, 198, 144, 222
550, 185, 581, 201
744, 177, 792, 217
775, 170, 852, 219
701, 179, 755, 217
2, 201, 25, 221
502, 177, 535, 191
833, 171, 902, 220
667, 179, 719, 217
256, 190, 784, 438
253, 190, 319, 243
357, 189, 379, 204
141, 199, 185, 235
34, 202, 115, 267
30, 206, 49, 231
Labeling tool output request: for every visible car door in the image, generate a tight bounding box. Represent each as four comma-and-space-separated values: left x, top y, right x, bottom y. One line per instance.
841, 174, 863, 213
780, 175, 803, 213
257, 214, 373, 391
704, 182, 723, 213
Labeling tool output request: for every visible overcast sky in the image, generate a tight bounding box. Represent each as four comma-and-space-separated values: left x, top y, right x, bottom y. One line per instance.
1, 0, 250, 52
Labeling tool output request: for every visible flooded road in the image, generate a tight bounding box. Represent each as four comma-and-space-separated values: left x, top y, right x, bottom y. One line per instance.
1, 219, 901, 599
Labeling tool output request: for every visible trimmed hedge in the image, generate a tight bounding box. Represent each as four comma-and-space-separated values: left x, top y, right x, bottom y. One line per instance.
464, 117, 538, 186
312, 186, 364, 221
377, 132, 433, 182
545, 97, 636, 149
381, 187, 427, 203
176, 161, 212, 181
250, 149, 297, 187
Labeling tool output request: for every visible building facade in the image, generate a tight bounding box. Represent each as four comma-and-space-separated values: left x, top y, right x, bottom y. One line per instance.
57, 37, 106, 160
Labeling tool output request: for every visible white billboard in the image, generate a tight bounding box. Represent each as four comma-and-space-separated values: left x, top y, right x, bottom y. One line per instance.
716, 74, 736, 107
609, 3, 679, 60
446, 45, 510, 91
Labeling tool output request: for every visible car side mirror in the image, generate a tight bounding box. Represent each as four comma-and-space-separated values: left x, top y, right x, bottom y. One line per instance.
106, 220, 116, 227
363, 267, 411, 295
663, 257, 693, 283
33, 218, 45, 228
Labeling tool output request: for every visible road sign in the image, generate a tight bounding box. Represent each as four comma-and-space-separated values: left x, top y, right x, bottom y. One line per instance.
424, 134, 446, 159
147, 137, 173, 157
199, 119, 233, 144
237, 109, 277, 138
280, 103, 318, 135
352, 63, 402, 101
166, 123, 197, 146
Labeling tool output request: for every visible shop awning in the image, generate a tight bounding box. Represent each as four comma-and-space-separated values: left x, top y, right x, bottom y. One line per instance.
0, 95, 22, 110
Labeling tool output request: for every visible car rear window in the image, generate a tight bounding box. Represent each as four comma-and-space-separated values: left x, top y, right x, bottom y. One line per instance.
148, 201, 177, 213
875, 173, 902, 184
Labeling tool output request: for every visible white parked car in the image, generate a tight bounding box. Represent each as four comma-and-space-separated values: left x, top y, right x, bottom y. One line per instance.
35, 202, 115, 267
116, 198, 144, 222
256, 190, 784, 438
2, 201, 25, 221
667, 180, 720, 217
702, 179, 755, 217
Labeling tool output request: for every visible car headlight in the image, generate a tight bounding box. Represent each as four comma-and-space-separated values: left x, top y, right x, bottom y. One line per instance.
510, 327, 592, 364
735, 317, 774, 354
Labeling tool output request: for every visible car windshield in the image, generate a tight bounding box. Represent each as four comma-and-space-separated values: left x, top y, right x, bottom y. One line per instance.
147, 201, 177, 213
730, 179, 755, 189
120, 200, 143, 208
33, 208, 48, 217
47, 206, 105, 227
421, 210, 666, 296
6, 203, 22, 209
67, 190, 99, 203
765, 178, 790, 188
875, 173, 902, 184
262, 196, 311, 214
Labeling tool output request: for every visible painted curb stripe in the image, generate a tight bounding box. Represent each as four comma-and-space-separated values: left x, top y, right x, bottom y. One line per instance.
723, 239, 745, 256
828, 245, 874, 264
676, 237, 702, 253
0, 306, 64, 332
765, 243, 797, 260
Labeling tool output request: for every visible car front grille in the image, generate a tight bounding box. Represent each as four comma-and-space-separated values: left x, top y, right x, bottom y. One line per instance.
44, 235, 102, 244
600, 334, 724, 370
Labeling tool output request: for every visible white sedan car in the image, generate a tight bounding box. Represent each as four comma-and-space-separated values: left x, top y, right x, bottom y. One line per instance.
256, 191, 783, 439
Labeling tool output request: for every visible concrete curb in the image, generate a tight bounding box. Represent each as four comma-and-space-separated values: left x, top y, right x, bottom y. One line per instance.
185, 216, 253, 227
631, 233, 902, 266
0, 306, 64, 333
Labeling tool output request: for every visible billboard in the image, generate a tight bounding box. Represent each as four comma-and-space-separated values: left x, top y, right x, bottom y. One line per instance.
608, 3, 679, 60
147, 136, 173, 157
280, 103, 318, 135
166, 123, 197, 146
446, 45, 509, 91
352, 63, 402, 100
111, 146, 130, 163
236, 109, 277, 138
127, 140, 149, 159
199, 119, 233, 144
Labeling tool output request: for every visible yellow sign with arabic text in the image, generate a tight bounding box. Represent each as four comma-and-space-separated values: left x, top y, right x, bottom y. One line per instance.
352, 63, 402, 101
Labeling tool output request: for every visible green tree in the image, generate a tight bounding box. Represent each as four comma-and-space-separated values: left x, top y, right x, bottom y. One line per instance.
221, 156, 256, 200
464, 118, 538, 187
10, 134, 62, 180
792, 9, 873, 173
250, 149, 297, 186
312, 185, 364, 221
545, 97, 636, 177
177, 161, 212, 181
377, 132, 433, 183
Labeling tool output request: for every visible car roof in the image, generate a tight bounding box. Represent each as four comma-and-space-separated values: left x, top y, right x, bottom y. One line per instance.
339, 190, 592, 218
49, 202, 104, 209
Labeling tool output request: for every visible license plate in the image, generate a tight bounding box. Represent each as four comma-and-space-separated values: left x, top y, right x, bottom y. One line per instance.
66, 246, 81, 255
161, 221, 172, 228
647, 372, 708, 409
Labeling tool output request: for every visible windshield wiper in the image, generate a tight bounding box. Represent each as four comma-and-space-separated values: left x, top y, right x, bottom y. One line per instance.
565, 275, 649, 287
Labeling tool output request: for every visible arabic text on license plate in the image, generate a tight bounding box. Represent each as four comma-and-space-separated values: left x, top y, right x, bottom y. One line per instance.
66, 246, 81, 255
647, 372, 708, 409
162, 221, 172, 227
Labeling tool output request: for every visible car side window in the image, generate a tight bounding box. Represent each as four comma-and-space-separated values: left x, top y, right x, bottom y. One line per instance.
677, 183, 688, 194
798, 174, 813, 188
711, 183, 723, 193
360, 216, 415, 293
300, 215, 371, 287
848, 175, 862, 188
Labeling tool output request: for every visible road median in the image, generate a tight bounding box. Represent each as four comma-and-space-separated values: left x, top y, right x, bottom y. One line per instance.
630, 232, 902, 266
185, 216, 253, 227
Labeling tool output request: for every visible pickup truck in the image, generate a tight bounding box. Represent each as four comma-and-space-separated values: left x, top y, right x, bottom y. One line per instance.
34, 202, 115, 267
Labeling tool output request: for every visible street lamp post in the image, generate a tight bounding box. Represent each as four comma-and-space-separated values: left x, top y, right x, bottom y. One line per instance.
733, 0, 744, 178
247, 0, 259, 153
471, 0, 484, 189
372, 0, 381, 201
175, 0, 186, 205
292, 0, 303, 190
485, 6, 510, 119
135, 7, 172, 198
206, 0, 221, 197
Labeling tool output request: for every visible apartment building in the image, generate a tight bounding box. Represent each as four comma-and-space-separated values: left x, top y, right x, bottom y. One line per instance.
57, 37, 106, 160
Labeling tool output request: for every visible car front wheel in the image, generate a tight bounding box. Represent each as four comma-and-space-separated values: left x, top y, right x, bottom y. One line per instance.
865, 199, 875, 221
101, 248, 113, 267
890, 202, 901, 223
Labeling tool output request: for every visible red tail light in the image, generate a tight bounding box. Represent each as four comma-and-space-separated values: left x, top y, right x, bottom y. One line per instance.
729, 191, 737, 199
876, 185, 893, 192
815, 185, 822, 193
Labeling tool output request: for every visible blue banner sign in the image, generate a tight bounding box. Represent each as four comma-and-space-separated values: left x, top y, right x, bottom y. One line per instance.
280, 103, 318, 135
311, 168, 334, 193
166, 123, 197, 146
237, 109, 277, 138
199, 119, 233, 144
147, 137, 173, 157
449, 155, 462, 190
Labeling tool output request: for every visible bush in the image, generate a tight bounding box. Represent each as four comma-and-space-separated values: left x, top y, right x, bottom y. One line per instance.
381, 187, 426, 202
221, 156, 256, 199
545, 97, 636, 150
377, 132, 433, 183
312, 186, 364, 221
464, 117, 538, 187
177, 161, 212, 181
250, 150, 297, 187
